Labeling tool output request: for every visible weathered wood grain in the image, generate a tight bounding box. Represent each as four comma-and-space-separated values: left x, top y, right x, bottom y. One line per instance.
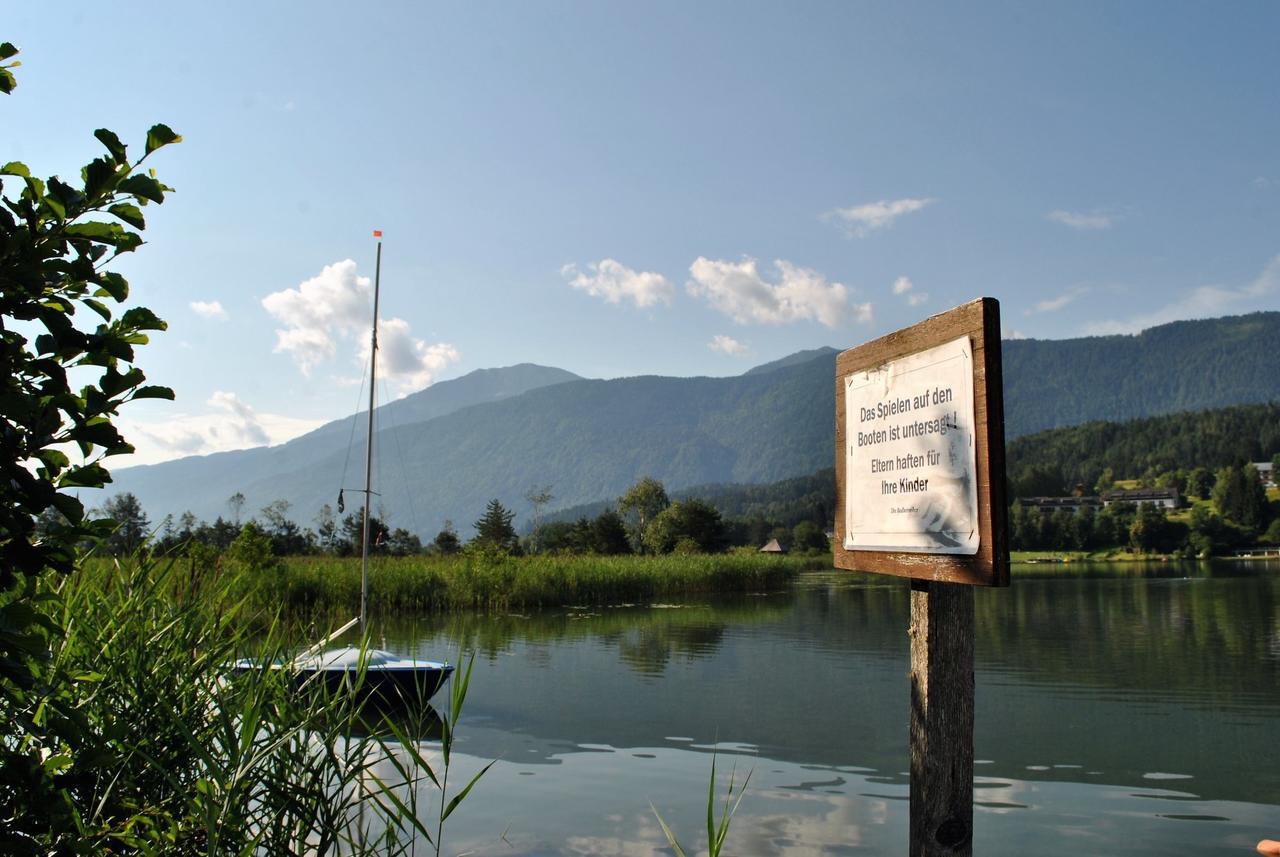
909, 580, 975, 857
834, 297, 1009, 586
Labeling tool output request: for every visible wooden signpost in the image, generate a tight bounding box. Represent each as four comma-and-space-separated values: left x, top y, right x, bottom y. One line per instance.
834, 297, 1009, 857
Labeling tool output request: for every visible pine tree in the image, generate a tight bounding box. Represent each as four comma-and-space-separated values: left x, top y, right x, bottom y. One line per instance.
473, 499, 518, 552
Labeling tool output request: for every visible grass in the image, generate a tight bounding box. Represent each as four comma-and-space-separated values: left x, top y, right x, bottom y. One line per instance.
8, 555, 487, 855
226, 552, 826, 617
1011, 549, 1188, 564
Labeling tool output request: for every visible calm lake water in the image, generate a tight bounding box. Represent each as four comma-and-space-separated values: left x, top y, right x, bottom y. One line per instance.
370, 562, 1280, 856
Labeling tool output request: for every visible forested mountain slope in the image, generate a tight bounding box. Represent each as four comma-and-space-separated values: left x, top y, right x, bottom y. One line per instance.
106, 312, 1280, 536
1005, 402, 1280, 497
1001, 312, 1280, 437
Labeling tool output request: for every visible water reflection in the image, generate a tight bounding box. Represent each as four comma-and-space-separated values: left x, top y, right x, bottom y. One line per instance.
369, 562, 1279, 855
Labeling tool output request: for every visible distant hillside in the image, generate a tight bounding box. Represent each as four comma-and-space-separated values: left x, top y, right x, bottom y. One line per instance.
1002, 312, 1280, 437
108, 356, 836, 535
107, 363, 580, 523
105, 311, 1280, 537
543, 468, 837, 532
1006, 402, 1280, 497
743, 347, 837, 376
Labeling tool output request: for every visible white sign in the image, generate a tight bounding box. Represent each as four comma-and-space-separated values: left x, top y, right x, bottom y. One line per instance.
843, 336, 979, 555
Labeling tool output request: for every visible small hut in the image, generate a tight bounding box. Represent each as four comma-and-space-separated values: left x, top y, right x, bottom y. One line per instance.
759, 538, 786, 554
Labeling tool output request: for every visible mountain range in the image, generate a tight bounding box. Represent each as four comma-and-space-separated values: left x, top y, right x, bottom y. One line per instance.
106, 311, 1280, 536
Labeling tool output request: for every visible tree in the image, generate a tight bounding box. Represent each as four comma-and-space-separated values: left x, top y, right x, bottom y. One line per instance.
791, 520, 829, 554
1129, 503, 1186, 555
432, 519, 462, 555
99, 492, 149, 555
227, 491, 246, 526
590, 509, 632, 555
226, 521, 279, 573
0, 42, 179, 850
472, 499, 518, 552
259, 499, 308, 555
386, 527, 422, 556
524, 484, 554, 554
644, 499, 727, 554
1212, 463, 1269, 533
1187, 467, 1214, 500
618, 477, 670, 552
339, 507, 390, 556
313, 503, 338, 553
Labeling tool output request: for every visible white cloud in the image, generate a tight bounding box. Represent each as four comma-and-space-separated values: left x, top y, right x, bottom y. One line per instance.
1085, 254, 1280, 335
708, 334, 748, 356
1029, 287, 1088, 314
262, 259, 459, 393
687, 257, 868, 328
824, 197, 935, 238
207, 391, 270, 446
190, 300, 228, 320
892, 275, 928, 306
562, 259, 674, 308
359, 319, 461, 394
262, 259, 372, 375
1003, 328, 1028, 340
1046, 209, 1113, 230
116, 392, 326, 466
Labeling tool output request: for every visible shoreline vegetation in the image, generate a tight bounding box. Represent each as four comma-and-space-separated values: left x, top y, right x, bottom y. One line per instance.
82, 551, 833, 617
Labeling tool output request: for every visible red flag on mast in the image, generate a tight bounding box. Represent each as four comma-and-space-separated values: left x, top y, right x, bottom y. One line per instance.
372, 230, 382, 237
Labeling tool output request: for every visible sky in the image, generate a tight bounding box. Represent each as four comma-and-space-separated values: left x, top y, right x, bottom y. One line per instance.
5, 2, 1280, 466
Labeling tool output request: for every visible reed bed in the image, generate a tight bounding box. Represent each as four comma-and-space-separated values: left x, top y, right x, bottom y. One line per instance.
240, 552, 826, 615
13, 556, 481, 855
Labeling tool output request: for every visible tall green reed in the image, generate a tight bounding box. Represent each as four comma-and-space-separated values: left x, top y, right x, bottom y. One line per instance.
226, 552, 824, 616
19, 553, 486, 855
651, 750, 753, 857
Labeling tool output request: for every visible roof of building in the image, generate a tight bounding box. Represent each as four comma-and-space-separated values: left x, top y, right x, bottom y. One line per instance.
759, 538, 786, 553
1019, 496, 1102, 507
1100, 487, 1180, 501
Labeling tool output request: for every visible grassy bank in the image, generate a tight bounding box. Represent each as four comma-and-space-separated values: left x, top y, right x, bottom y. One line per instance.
226, 552, 827, 616
1011, 549, 1185, 564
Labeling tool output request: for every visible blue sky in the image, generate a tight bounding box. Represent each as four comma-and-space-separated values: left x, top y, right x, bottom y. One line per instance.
6, 3, 1279, 464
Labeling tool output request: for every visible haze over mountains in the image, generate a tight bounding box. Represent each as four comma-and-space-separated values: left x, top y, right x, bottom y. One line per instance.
107, 312, 1280, 536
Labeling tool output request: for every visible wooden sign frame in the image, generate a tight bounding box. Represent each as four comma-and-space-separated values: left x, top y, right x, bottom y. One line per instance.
834, 297, 1009, 586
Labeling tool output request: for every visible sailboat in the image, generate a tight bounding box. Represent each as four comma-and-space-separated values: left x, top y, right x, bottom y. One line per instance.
235, 232, 454, 704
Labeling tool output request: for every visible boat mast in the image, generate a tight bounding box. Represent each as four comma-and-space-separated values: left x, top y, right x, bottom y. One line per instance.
360, 234, 382, 630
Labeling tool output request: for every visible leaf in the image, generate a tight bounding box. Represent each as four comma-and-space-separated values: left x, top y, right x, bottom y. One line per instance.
59, 462, 110, 489
0, 42, 18, 61
1, 161, 29, 177
145, 124, 182, 155
82, 156, 117, 198
82, 298, 112, 321
0, 69, 14, 96
120, 306, 167, 332
41, 193, 66, 221
65, 221, 125, 243
117, 173, 166, 203
132, 385, 174, 401
440, 760, 495, 822
94, 129, 128, 163
95, 271, 129, 302
37, 449, 70, 471
107, 203, 145, 229
649, 803, 688, 857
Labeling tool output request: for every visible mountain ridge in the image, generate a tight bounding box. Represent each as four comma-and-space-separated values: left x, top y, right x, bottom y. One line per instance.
105, 311, 1280, 536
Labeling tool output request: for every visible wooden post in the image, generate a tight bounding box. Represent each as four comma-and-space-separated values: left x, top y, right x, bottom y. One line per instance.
833, 299, 1006, 857
909, 580, 974, 857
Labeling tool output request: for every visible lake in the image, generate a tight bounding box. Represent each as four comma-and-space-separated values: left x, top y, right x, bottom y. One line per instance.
369, 561, 1280, 856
